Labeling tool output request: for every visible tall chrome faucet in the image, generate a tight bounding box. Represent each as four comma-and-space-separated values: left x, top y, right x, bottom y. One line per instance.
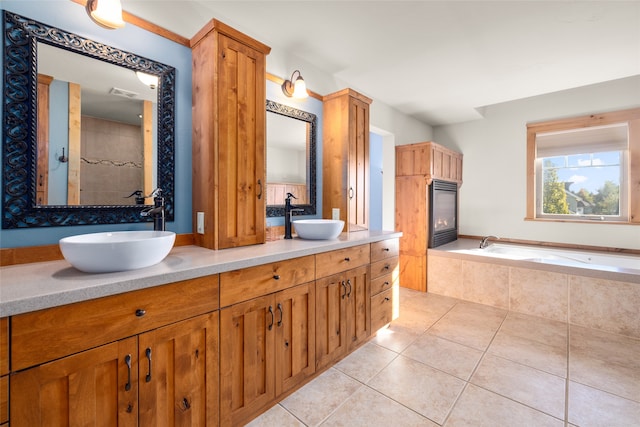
284, 193, 304, 239
141, 188, 166, 231
479, 235, 499, 249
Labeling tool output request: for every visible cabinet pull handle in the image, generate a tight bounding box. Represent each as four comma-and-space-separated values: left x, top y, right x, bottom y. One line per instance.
257, 179, 263, 200
124, 354, 132, 391
383, 281, 390, 287
346, 279, 352, 298
349, 187, 354, 199
341, 281, 347, 299
344, 257, 350, 262
135, 309, 146, 317
277, 303, 283, 327
384, 264, 390, 270
268, 305, 274, 330
273, 274, 280, 280
145, 348, 152, 383
383, 247, 390, 252
384, 297, 390, 302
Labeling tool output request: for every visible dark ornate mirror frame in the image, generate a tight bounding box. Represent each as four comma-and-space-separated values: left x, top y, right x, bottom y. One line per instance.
266, 100, 317, 218
2, 11, 175, 228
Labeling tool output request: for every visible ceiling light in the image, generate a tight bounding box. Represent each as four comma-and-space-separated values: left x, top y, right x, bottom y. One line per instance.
85, 0, 125, 30
282, 70, 308, 99
136, 71, 159, 89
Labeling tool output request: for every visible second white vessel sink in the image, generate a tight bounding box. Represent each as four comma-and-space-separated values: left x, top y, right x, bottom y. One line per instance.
293, 219, 344, 240
59, 230, 176, 273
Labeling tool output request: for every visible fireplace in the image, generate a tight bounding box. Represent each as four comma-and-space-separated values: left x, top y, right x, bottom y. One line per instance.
429, 179, 458, 248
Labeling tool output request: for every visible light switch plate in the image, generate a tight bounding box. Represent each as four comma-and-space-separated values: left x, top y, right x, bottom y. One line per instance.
196, 212, 205, 234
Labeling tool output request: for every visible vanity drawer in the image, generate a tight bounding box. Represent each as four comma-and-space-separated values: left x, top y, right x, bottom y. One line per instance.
371, 273, 396, 296
371, 238, 399, 262
11, 276, 219, 371
371, 288, 393, 332
315, 244, 370, 278
370, 256, 398, 280
220, 255, 315, 307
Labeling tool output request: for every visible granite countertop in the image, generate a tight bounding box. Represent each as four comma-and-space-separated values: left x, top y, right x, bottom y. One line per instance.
0, 230, 401, 317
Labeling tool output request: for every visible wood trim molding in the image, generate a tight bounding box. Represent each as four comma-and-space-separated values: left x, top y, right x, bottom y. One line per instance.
0, 233, 195, 267
70, 0, 190, 46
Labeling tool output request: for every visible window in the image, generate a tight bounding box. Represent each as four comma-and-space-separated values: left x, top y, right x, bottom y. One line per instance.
526, 108, 640, 224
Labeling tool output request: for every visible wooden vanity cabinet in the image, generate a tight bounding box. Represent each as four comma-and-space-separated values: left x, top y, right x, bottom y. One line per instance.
219, 256, 316, 426
0, 317, 8, 426
323, 89, 372, 232
315, 245, 371, 370
191, 19, 271, 250
9, 277, 220, 426
370, 239, 400, 332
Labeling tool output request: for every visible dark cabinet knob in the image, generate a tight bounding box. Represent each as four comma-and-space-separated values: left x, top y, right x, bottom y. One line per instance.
273, 274, 280, 280
135, 309, 146, 317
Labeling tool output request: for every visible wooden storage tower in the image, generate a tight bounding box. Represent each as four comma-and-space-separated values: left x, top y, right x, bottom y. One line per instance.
191, 20, 271, 249
323, 89, 372, 232
395, 141, 462, 291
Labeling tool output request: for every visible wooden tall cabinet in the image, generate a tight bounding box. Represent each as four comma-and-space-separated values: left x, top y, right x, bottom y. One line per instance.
191, 20, 271, 249
395, 141, 463, 292
323, 89, 372, 232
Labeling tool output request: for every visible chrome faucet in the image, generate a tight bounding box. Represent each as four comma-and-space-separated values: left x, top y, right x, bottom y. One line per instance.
479, 235, 499, 249
284, 193, 304, 239
141, 188, 165, 231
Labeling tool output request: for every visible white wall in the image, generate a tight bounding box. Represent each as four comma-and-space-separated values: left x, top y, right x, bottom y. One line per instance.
433, 75, 640, 250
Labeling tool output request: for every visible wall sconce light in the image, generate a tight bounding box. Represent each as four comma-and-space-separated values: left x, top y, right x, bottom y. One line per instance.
136, 71, 159, 89
282, 70, 309, 98
86, 0, 125, 29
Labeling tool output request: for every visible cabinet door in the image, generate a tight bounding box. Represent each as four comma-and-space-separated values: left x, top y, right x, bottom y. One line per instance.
315, 273, 347, 370
10, 337, 138, 427
220, 295, 275, 426
275, 282, 316, 396
217, 34, 266, 248
344, 265, 371, 350
348, 96, 370, 232
138, 312, 218, 427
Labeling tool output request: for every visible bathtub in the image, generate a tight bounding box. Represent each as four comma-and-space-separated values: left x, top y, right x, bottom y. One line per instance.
452, 243, 640, 274
427, 239, 640, 338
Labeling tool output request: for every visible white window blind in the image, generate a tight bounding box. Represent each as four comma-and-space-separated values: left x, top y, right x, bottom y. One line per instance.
536, 123, 628, 157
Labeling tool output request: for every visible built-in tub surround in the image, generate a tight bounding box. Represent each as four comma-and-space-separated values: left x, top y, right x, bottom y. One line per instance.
428, 239, 640, 339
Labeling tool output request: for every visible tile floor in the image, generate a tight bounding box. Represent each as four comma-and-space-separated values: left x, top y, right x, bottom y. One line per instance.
248, 288, 640, 427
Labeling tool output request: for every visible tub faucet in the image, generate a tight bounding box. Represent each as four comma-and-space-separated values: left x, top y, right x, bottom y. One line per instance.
141, 188, 166, 231
284, 193, 304, 239
479, 235, 499, 249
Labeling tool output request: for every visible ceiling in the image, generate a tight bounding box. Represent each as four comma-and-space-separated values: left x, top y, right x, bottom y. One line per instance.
122, 1, 640, 126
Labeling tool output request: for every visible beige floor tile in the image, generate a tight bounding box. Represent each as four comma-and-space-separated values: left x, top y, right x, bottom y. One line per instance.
321, 386, 438, 426
499, 311, 567, 349
488, 332, 567, 377
470, 354, 566, 419
280, 368, 362, 426
368, 355, 466, 424
428, 302, 506, 350
568, 381, 640, 427
246, 404, 305, 427
402, 333, 483, 380
372, 323, 422, 353
570, 326, 640, 402
445, 384, 564, 427
334, 342, 398, 383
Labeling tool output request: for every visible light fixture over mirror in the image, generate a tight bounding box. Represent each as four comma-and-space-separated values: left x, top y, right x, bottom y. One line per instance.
86, 0, 125, 29
136, 71, 159, 89
282, 70, 308, 98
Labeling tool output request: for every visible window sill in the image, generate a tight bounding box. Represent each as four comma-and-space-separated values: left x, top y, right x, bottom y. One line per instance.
524, 216, 637, 225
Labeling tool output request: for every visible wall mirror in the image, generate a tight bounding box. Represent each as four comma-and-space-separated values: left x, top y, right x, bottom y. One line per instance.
265, 100, 316, 217
2, 11, 175, 228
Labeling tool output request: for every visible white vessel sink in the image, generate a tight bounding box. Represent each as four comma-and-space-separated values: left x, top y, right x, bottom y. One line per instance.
293, 219, 345, 240
59, 231, 176, 273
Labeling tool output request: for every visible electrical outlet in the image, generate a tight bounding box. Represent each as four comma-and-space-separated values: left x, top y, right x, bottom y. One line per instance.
196, 212, 205, 234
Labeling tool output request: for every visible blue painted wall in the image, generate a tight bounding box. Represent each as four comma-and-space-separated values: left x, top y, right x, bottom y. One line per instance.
369, 132, 383, 230
0, 1, 192, 248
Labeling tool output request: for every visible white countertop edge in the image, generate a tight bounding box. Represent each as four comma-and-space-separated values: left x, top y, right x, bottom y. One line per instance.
0, 231, 401, 317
